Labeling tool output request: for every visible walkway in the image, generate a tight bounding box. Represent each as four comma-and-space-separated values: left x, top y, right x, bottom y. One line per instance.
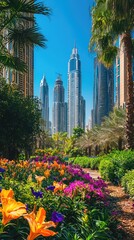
83, 168, 134, 240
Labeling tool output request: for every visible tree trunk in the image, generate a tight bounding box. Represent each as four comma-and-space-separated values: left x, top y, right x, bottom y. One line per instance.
118, 136, 123, 150
123, 32, 134, 149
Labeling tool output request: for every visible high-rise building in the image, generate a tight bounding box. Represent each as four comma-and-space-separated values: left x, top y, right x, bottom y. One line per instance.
80, 96, 86, 130
68, 45, 84, 136
116, 36, 134, 108
40, 76, 49, 131
1, 19, 34, 97
93, 57, 114, 126
52, 75, 67, 134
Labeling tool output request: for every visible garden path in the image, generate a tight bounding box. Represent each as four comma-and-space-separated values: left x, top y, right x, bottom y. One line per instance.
83, 168, 134, 240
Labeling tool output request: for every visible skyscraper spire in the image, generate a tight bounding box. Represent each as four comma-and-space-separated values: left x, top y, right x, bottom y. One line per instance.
74, 40, 76, 49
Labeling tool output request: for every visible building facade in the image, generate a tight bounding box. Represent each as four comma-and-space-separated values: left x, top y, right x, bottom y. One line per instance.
1, 16, 34, 97
116, 35, 134, 108
93, 57, 114, 126
52, 75, 67, 134
68, 46, 85, 136
80, 96, 86, 130
40, 76, 49, 131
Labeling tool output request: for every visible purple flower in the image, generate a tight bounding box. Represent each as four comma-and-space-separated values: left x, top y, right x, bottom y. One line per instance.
0, 187, 2, 192
111, 211, 118, 216
30, 187, 43, 198
0, 167, 5, 173
25, 204, 29, 211
82, 173, 93, 182
51, 211, 64, 223
46, 185, 55, 191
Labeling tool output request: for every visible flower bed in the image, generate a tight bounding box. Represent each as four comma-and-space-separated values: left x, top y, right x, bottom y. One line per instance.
0, 156, 119, 239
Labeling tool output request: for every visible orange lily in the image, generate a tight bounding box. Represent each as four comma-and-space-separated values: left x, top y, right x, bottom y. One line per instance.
53, 181, 66, 193
52, 161, 60, 169
24, 207, 57, 240
44, 169, 50, 178
0, 189, 14, 204
0, 198, 27, 225
59, 169, 65, 176
35, 175, 45, 184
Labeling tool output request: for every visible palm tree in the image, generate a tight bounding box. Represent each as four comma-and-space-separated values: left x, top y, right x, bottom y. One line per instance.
0, 0, 51, 72
89, 0, 134, 149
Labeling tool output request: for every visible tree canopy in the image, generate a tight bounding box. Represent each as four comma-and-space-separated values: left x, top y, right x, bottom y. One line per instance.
89, 0, 134, 149
0, 78, 41, 159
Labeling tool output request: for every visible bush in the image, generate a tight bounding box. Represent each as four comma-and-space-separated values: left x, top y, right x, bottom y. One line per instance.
99, 160, 116, 182
68, 156, 91, 168
90, 156, 104, 170
121, 170, 134, 198
99, 150, 134, 184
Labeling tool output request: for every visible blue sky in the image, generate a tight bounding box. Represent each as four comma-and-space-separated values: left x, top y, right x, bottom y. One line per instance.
34, 0, 95, 124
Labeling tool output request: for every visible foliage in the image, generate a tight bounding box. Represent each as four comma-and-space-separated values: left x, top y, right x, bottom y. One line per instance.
89, 0, 134, 149
0, 78, 41, 159
90, 156, 103, 170
0, 0, 51, 71
68, 156, 91, 168
77, 107, 126, 155
99, 150, 134, 184
0, 156, 120, 239
72, 127, 85, 138
121, 170, 134, 198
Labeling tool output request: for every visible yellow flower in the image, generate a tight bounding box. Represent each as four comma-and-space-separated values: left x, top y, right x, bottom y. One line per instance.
53, 181, 66, 193
0, 189, 14, 204
35, 175, 45, 184
0, 189, 27, 225
24, 207, 57, 240
44, 169, 50, 178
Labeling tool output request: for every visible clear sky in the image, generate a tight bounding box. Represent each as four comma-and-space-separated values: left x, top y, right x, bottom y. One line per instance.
34, 0, 95, 124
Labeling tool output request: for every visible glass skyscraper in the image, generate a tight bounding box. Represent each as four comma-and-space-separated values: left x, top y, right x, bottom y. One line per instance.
40, 76, 49, 131
93, 57, 114, 126
68, 46, 85, 136
52, 75, 67, 134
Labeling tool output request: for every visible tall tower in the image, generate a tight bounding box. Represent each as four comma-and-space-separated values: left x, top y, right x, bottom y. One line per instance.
40, 76, 49, 131
2, 16, 34, 97
93, 57, 114, 126
80, 96, 86, 130
116, 35, 134, 108
68, 45, 81, 136
52, 75, 67, 134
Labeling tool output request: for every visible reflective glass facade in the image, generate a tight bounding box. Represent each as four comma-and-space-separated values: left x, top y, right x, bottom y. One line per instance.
52, 76, 67, 133
40, 76, 49, 131
68, 47, 83, 136
93, 58, 114, 126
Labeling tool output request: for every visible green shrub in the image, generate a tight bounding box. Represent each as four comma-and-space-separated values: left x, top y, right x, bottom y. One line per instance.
90, 156, 104, 170
99, 160, 116, 182
121, 170, 134, 198
99, 150, 134, 184
68, 156, 91, 168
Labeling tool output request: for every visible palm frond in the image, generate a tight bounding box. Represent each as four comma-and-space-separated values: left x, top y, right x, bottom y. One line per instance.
8, 26, 47, 48
0, 0, 51, 16
0, 53, 27, 72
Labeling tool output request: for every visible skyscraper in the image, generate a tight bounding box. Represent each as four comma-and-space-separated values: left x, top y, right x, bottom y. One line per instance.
1, 19, 34, 96
40, 76, 49, 131
116, 35, 134, 108
93, 57, 114, 126
68, 45, 84, 136
80, 96, 86, 130
52, 75, 67, 134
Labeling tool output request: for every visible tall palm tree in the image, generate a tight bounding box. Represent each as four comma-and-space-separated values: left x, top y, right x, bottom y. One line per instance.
0, 0, 51, 72
89, 0, 134, 149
